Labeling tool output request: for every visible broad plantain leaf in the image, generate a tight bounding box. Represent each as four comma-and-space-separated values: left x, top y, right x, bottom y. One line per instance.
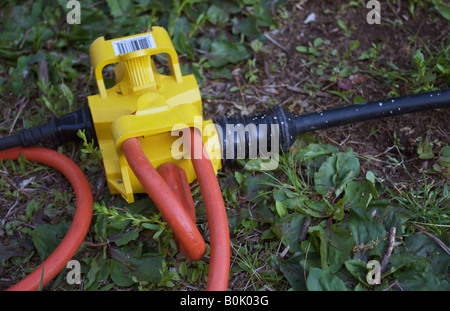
314, 149, 360, 197
306, 268, 348, 291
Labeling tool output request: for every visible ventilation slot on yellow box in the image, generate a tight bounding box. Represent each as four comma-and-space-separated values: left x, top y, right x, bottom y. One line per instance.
122, 50, 157, 93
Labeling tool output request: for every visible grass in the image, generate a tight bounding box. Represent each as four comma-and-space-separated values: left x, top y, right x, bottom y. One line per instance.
0, 0, 449, 291
387, 175, 449, 235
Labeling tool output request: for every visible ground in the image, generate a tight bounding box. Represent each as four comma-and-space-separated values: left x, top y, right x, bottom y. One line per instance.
0, 0, 449, 291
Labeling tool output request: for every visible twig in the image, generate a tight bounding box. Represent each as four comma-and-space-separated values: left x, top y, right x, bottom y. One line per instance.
232, 74, 247, 110
9, 98, 27, 135
380, 227, 396, 272
285, 85, 329, 98
263, 32, 290, 57
299, 216, 311, 243
383, 280, 403, 291
83, 241, 109, 247
19, 29, 32, 49
411, 223, 450, 256
386, 0, 403, 22
303, 241, 311, 285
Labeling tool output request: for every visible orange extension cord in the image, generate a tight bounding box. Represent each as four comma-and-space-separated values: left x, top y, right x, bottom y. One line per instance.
0, 147, 93, 291
122, 128, 230, 291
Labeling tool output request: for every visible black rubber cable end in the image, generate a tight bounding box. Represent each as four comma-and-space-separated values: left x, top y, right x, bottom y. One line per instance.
0, 106, 95, 151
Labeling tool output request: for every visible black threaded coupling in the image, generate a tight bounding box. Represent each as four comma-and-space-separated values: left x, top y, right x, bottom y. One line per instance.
213, 105, 297, 166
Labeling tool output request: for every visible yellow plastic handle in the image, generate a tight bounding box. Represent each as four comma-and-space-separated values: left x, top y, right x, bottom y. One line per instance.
89, 26, 183, 98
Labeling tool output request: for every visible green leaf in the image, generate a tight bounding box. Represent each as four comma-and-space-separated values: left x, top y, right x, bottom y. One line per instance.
106, 0, 132, 18
434, 2, 450, 20
295, 143, 339, 168
275, 201, 288, 218
310, 224, 354, 273
302, 200, 328, 218
129, 254, 165, 283
388, 254, 450, 290
353, 95, 365, 104
403, 233, 450, 275
179, 261, 188, 277
438, 146, 450, 167
0, 238, 34, 265
141, 223, 160, 230
211, 66, 232, 79
314, 149, 360, 197
417, 136, 434, 159
206, 5, 229, 26
344, 258, 370, 286
31, 222, 71, 259
337, 19, 347, 31
113, 229, 139, 246
85, 256, 104, 290
109, 259, 134, 287
253, 4, 273, 27
295, 46, 308, 53
365, 171, 379, 198
270, 213, 307, 253
172, 32, 195, 60
345, 181, 373, 210
350, 39, 359, 51
26, 199, 40, 220
234, 171, 245, 185
313, 37, 323, 47
207, 41, 250, 67
344, 208, 387, 257
306, 268, 348, 291
277, 253, 307, 290
231, 16, 259, 37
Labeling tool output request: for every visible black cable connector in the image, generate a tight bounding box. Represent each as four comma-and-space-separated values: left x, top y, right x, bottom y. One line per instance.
0, 106, 95, 151
214, 105, 297, 166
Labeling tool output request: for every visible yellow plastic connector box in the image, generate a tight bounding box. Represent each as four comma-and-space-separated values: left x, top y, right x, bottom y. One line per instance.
87, 27, 222, 203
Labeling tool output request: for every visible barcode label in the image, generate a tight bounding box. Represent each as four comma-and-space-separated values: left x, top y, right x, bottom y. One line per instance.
112, 34, 156, 56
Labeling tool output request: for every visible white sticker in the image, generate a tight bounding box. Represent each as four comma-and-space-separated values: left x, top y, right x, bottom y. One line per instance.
111, 33, 156, 56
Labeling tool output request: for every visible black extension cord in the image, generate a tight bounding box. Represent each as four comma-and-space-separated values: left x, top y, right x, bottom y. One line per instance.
0, 106, 95, 151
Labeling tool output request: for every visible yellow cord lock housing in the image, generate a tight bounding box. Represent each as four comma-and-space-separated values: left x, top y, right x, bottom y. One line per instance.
87, 27, 222, 203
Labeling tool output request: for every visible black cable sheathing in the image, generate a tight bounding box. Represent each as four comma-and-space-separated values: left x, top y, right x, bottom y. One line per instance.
0, 105, 95, 151
294, 89, 450, 134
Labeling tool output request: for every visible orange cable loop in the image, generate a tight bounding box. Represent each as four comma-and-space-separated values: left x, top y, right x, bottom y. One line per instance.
1, 147, 93, 291
122, 137, 207, 262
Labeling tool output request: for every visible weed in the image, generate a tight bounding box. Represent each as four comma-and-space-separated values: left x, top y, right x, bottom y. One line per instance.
387, 176, 449, 235
77, 129, 103, 169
